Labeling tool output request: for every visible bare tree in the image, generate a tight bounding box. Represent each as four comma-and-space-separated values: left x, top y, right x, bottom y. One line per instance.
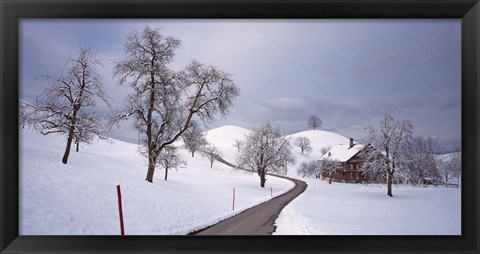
361, 112, 413, 197
112, 26, 239, 183
320, 146, 332, 156
201, 144, 222, 168
320, 158, 342, 184
297, 160, 322, 179
450, 152, 462, 186
308, 115, 323, 130
293, 136, 312, 154
72, 111, 108, 152
357, 145, 388, 184
296, 162, 311, 178
437, 152, 461, 187
182, 121, 207, 157
30, 46, 109, 164
19, 101, 38, 129
401, 135, 440, 185
236, 122, 295, 187
233, 138, 243, 152
157, 145, 187, 181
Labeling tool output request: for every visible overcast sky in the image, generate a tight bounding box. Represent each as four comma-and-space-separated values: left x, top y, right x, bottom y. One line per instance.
19, 19, 461, 152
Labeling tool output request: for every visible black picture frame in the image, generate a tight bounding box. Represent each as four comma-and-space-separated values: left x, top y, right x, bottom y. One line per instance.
1, 0, 479, 253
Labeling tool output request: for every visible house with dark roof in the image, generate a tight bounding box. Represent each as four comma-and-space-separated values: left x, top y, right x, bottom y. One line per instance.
320, 138, 366, 183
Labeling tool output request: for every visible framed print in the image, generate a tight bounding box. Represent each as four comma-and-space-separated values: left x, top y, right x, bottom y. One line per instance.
1, 0, 479, 253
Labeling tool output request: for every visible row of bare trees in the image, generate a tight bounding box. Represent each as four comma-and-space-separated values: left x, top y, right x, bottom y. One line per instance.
297, 158, 341, 185
360, 113, 461, 195
21, 26, 240, 183
297, 112, 461, 197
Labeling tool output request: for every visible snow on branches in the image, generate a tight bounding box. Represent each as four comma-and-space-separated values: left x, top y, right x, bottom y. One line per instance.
28, 45, 110, 164
236, 122, 295, 188
360, 112, 413, 197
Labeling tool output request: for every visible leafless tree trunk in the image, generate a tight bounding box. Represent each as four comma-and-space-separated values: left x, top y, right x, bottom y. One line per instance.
62, 123, 76, 163
259, 169, 267, 187
387, 172, 393, 197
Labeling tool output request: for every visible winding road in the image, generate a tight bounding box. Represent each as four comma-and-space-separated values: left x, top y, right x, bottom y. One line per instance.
192, 175, 307, 235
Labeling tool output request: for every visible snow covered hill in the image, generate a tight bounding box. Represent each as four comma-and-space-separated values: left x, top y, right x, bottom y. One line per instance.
19, 127, 293, 235
286, 129, 350, 158
204, 125, 251, 163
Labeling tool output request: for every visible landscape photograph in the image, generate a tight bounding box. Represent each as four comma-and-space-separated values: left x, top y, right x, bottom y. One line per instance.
18, 19, 461, 235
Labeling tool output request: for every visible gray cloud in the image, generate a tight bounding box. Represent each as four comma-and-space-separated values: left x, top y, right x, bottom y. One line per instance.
19, 19, 461, 152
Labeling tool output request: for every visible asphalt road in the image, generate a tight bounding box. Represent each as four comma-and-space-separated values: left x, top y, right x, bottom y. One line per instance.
192, 175, 307, 235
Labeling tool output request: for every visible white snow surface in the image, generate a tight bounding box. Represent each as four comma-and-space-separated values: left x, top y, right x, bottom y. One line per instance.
274, 178, 461, 235
19, 127, 293, 235
20, 125, 461, 235
277, 129, 461, 235
204, 125, 251, 163
319, 143, 365, 162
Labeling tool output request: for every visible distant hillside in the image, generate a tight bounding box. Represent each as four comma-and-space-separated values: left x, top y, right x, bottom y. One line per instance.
204, 126, 351, 174
286, 130, 350, 157
436, 152, 461, 162
204, 125, 252, 163
205, 125, 251, 143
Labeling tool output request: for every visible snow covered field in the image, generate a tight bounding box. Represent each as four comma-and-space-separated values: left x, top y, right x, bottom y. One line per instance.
19, 125, 461, 235
274, 131, 462, 235
273, 178, 461, 235
19, 126, 293, 235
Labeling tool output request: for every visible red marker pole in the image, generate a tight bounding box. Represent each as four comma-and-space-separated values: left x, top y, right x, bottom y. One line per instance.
116, 183, 125, 235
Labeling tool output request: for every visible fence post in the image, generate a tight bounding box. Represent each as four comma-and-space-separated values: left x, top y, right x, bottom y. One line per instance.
116, 183, 125, 235
232, 187, 235, 211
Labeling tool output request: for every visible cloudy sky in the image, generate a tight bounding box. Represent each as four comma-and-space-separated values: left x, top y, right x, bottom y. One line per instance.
19, 19, 461, 152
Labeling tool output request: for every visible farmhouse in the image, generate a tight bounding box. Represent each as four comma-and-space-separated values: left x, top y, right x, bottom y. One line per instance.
320, 138, 365, 183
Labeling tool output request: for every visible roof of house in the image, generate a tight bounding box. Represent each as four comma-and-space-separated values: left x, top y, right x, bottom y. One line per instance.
320, 143, 364, 162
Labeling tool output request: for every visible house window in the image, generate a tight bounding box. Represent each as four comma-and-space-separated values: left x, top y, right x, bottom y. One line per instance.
350, 164, 353, 170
